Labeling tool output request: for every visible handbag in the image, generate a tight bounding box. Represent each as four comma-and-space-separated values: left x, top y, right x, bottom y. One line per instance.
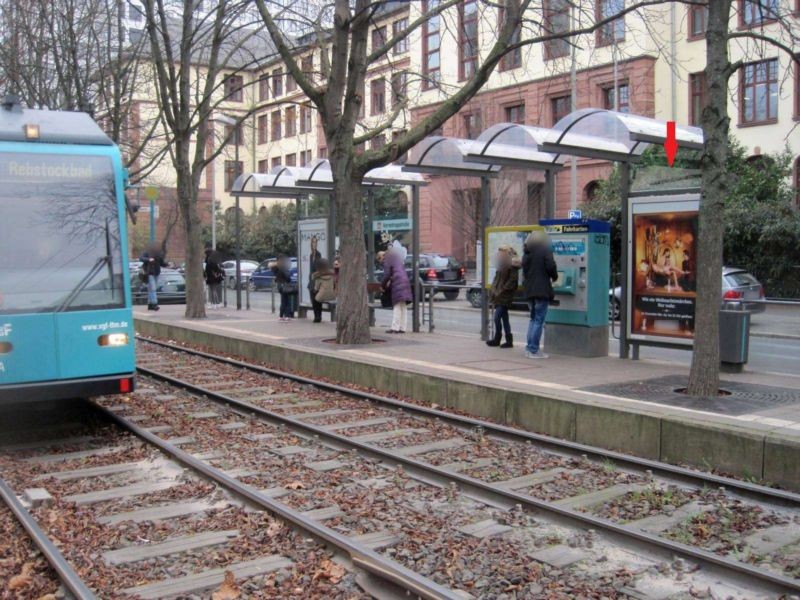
279, 281, 298, 294
138, 266, 148, 283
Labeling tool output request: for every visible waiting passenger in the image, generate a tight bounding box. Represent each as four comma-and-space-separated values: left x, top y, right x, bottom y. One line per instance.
521, 231, 558, 358
311, 258, 336, 323
486, 245, 520, 349
140, 244, 167, 311
204, 248, 224, 309
380, 246, 412, 334
271, 255, 296, 321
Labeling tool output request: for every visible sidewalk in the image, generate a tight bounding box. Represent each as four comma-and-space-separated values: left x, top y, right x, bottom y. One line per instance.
133, 305, 800, 490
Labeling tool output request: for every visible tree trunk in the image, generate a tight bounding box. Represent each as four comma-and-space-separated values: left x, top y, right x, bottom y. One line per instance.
333, 172, 371, 344
175, 158, 207, 319
686, 0, 731, 396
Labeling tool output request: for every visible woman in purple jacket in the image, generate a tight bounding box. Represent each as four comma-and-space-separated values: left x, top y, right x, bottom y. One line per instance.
380, 247, 412, 333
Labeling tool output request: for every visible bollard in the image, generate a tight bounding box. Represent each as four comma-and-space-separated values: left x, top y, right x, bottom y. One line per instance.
223, 282, 227, 307
245, 276, 250, 310
271, 283, 276, 314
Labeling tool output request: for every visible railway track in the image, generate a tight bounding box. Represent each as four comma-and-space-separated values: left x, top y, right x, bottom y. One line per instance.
128, 336, 800, 597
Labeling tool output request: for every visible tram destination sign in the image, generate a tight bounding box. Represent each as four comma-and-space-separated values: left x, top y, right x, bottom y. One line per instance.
1, 153, 102, 181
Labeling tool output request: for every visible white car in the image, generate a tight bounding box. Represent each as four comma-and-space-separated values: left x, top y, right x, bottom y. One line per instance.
221, 260, 260, 288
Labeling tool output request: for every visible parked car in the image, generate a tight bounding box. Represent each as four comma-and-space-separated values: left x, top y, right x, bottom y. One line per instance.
221, 260, 260, 288
131, 269, 186, 305
249, 257, 299, 290
374, 253, 466, 303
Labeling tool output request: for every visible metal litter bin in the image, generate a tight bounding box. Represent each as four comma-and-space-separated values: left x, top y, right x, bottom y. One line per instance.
719, 306, 750, 370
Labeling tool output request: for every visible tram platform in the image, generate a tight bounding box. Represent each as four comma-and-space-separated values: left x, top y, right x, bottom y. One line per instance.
133, 304, 800, 490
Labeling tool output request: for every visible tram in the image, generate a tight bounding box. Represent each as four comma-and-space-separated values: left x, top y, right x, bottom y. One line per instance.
0, 97, 135, 402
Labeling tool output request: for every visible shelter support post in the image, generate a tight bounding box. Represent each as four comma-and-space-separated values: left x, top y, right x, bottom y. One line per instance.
367, 189, 375, 301
328, 192, 336, 261
544, 169, 556, 219
412, 185, 420, 333
235, 195, 242, 311
480, 177, 491, 341
619, 162, 631, 358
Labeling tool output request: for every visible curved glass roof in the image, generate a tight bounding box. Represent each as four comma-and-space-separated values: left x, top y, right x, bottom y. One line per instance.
403, 136, 502, 177
467, 123, 568, 170
542, 109, 703, 162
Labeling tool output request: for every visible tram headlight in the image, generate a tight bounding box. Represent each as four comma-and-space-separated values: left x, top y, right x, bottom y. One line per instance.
24, 123, 40, 140
98, 333, 129, 347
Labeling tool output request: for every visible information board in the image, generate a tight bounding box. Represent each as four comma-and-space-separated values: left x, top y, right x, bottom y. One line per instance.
297, 218, 329, 308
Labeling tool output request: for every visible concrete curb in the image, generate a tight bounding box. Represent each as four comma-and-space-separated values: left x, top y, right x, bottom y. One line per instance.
134, 317, 800, 491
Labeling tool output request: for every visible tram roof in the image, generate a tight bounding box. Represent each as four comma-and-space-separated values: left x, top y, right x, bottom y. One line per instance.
0, 102, 113, 146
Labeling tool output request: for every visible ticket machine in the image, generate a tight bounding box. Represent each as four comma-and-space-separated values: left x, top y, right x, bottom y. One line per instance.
540, 219, 610, 357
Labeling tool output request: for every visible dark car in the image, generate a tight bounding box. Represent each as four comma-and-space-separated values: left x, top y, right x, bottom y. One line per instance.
249, 257, 299, 290
131, 269, 186, 305
375, 253, 466, 303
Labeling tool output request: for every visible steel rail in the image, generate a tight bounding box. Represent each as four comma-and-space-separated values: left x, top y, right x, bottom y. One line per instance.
92, 402, 461, 600
0, 476, 97, 600
136, 362, 800, 594
137, 336, 800, 506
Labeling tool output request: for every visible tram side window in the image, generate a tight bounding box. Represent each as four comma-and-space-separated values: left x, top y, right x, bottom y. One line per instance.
0, 153, 125, 314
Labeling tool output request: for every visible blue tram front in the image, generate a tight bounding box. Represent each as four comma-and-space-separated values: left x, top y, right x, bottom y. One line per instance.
0, 99, 135, 402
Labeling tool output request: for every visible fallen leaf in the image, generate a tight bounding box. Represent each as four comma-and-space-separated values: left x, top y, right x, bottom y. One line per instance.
211, 571, 240, 600
266, 520, 283, 536
286, 481, 305, 490
37, 595, 57, 600
9, 563, 34, 590
313, 558, 346, 584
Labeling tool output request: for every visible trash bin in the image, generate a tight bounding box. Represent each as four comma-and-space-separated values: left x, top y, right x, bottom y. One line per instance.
719, 307, 750, 370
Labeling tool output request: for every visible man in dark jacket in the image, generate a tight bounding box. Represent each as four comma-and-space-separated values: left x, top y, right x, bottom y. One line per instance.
140, 244, 166, 311
521, 230, 558, 358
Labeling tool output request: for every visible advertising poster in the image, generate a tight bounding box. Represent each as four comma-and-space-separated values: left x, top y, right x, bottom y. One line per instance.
298, 218, 328, 307
630, 206, 698, 343
483, 226, 544, 288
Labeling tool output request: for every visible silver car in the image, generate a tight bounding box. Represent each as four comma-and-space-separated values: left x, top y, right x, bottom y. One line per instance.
221, 260, 260, 288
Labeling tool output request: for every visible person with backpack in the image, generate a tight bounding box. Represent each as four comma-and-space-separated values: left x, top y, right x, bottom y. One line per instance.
486, 245, 520, 349
204, 248, 224, 309
521, 230, 558, 358
311, 258, 336, 323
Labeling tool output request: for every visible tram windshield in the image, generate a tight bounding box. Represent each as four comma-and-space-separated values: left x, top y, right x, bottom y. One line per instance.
0, 152, 125, 314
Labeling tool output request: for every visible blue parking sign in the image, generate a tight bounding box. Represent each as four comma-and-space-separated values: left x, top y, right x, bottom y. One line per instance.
568, 209, 582, 219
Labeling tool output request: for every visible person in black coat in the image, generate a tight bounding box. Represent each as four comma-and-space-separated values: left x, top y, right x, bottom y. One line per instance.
140, 244, 167, 311
521, 230, 558, 358
271, 255, 295, 321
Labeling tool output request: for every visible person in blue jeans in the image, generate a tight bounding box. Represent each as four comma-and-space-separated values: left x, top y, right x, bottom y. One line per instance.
521, 230, 558, 358
140, 245, 166, 311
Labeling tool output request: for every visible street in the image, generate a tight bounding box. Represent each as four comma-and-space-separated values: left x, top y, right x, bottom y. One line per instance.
244, 290, 800, 377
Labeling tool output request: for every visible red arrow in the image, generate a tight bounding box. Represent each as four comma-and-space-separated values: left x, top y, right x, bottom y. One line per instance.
664, 120, 678, 167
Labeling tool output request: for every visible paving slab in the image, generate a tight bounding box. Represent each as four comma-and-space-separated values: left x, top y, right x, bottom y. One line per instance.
192, 450, 224, 460
394, 438, 469, 457
222, 467, 261, 478
35, 461, 144, 481
438, 457, 495, 472
302, 505, 344, 521
23, 488, 53, 508
99, 500, 226, 524
305, 459, 346, 472
351, 428, 428, 444
243, 433, 276, 442
269, 445, 314, 457
530, 544, 589, 568
25, 445, 125, 464
64, 480, 179, 505
553, 483, 647, 510
257, 486, 290, 498
745, 522, 800, 555
145, 425, 173, 434
268, 400, 323, 410
213, 387, 272, 396
288, 408, 360, 420
457, 518, 512, 539
355, 477, 392, 490
496, 468, 570, 490
121, 555, 292, 598
628, 500, 712, 534
165, 436, 195, 446
352, 530, 401, 550
320, 416, 396, 431
219, 422, 248, 431
188, 411, 220, 419
103, 530, 239, 565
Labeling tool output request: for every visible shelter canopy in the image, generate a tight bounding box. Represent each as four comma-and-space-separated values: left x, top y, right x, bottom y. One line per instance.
542, 109, 703, 162
467, 123, 568, 171
403, 136, 501, 177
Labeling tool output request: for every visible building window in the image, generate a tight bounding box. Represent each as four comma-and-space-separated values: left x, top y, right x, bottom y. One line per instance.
301, 55, 313, 81
422, 0, 441, 88
355, 142, 366, 155
224, 123, 243, 146
319, 147, 328, 159
688, 3, 707, 40
257, 115, 268, 144
300, 149, 312, 166
740, 0, 779, 27
596, 0, 625, 46
286, 153, 296, 166
459, 0, 479, 80
370, 135, 386, 151
391, 72, 407, 110
272, 68, 283, 97
740, 58, 778, 124
358, 81, 366, 118
463, 111, 482, 139
258, 75, 269, 102
371, 25, 386, 52
583, 181, 601, 202
603, 83, 629, 112
271, 110, 282, 141
544, 0, 570, 59
371, 78, 386, 115
285, 106, 296, 136
498, 7, 522, 70
300, 105, 313, 133
393, 19, 409, 54
286, 72, 297, 92
224, 160, 243, 191
551, 95, 570, 125
272, 156, 282, 169
224, 75, 243, 102
505, 103, 525, 124
689, 72, 707, 126
128, 5, 142, 21
257, 158, 268, 173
